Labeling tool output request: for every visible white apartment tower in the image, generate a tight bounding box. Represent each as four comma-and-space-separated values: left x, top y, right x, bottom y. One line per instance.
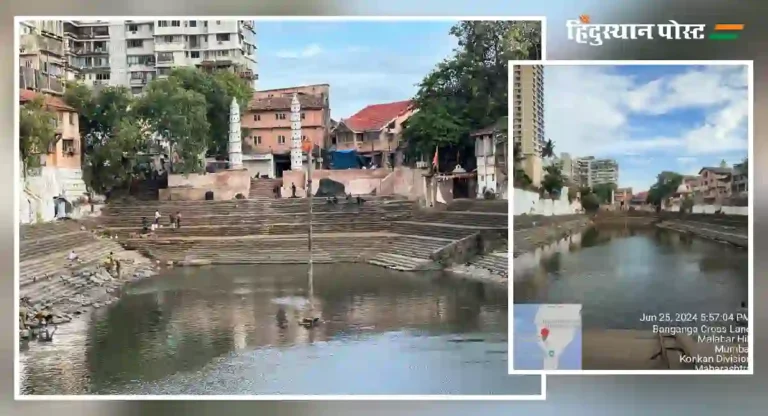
22, 19, 258, 95
576, 157, 619, 188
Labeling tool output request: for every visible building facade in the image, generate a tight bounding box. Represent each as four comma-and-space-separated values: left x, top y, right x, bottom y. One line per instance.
576, 156, 619, 188
333, 100, 415, 168
19, 20, 70, 95
511, 64, 545, 186
21, 19, 258, 96
698, 167, 733, 201
19, 90, 88, 223
472, 121, 508, 198
240, 84, 330, 178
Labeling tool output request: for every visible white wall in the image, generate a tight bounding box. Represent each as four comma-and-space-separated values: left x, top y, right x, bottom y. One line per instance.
19, 167, 91, 224
692, 204, 749, 216
513, 187, 582, 216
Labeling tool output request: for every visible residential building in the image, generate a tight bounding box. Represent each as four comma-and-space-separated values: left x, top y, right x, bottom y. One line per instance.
511, 64, 544, 186
732, 161, 748, 195
22, 19, 258, 95
333, 100, 416, 168
19, 20, 68, 95
576, 156, 619, 188
19, 89, 88, 223
559, 152, 575, 181
698, 166, 733, 201
614, 187, 632, 206
241, 85, 330, 178
472, 120, 508, 198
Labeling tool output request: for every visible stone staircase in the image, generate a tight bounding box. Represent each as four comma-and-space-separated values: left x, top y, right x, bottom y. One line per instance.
95, 197, 509, 274
19, 221, 149, 308
249, 178, 281, 199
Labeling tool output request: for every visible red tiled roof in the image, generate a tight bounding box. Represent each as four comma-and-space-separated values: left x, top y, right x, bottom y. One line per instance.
19, 89, 74, 112
341, 100, 413, 132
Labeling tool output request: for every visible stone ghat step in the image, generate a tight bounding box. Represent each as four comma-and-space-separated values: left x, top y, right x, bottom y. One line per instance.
20, 231, 99, 260
95, 212, 407, 227
411, 212, 508, 227
102, 197, 410, 211
368, 253, 432, 271
391, 222, 480, 240
107, 222, 391, 238
378, 238, 450, 259
20, 241, 124, 286
98, 206, 413, 220
145, 247, 371, 263
20, 221, 83, 241
469, 254, 509, 276
447, 199, 508, 213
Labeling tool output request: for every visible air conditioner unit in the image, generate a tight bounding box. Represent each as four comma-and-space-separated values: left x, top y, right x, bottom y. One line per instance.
218, 41, 223, 44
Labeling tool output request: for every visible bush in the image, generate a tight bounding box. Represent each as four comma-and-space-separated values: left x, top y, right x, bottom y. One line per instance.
581, 193, 600, 212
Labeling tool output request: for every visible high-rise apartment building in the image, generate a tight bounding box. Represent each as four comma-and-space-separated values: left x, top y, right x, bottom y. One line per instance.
20, 19, 258, 95
511, 65, 545, 156
511, 64, 545, 185
576, 156, 619, 188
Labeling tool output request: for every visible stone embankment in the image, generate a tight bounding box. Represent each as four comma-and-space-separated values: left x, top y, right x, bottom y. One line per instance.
19, 220, 157, 335
655, 214, 747, 248
512, 214, 591, 258
97, 197, 509, 277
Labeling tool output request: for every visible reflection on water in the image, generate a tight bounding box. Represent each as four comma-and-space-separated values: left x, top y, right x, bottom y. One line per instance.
514, 226, 748, 330
21, 264, 540, 396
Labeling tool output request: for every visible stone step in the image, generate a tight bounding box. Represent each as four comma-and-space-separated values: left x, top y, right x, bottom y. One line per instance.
368, 252, 430, 271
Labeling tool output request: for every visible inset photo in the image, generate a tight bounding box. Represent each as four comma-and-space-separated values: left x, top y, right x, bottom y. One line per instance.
508, 61, 752, 375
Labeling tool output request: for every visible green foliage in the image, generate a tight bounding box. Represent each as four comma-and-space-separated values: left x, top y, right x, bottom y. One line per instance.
19, 96, 58, 175
592, 182, 617, 204
64, 83, 147, 193
403, 20, 541, 157
646, 171, 683, 206
581, 193, 600, 212
136, 77, 210, 174
167, 67, 253, 157
681, 195, 694, 213
542, 139, 555, 159
541, 164, 564, 196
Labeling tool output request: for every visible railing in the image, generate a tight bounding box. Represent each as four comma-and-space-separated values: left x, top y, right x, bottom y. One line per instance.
20, 34, 64, 55
19, 66, 64, 94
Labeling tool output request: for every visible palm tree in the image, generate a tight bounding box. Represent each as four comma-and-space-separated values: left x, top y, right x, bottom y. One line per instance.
542, 139, 555, 159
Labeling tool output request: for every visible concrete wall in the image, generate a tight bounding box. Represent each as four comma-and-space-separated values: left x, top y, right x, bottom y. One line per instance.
513, 187, 582, 216
20, 167, 93, 224
692, 204, 748, 216
161, 169, 251, 200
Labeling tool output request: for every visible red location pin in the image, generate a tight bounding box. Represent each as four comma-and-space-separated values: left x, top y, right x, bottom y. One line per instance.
540, 328, 550, 341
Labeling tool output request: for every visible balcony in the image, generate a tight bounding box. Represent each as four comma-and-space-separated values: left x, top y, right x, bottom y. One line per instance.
19, 66, 64, 94
20, 34, 64, 56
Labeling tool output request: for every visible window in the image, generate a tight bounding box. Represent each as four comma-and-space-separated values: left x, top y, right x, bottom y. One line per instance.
276, 113, 286, 120
278, 136, 286, 144
96, 73, 110, 80
127, 39, 143, 48
158, 21, 169, 27
255, 136, 262, 145
69, 112, 75, 125
128, 24, 139, 32
253, 114, 260, 121
189, 20, 197, 27
171, 20, 181, 27
301, 112, 306, 120
62, 139, 75, 155
216, 33, 230, 42
190, 51, 200, 58
216, 20, 222, 24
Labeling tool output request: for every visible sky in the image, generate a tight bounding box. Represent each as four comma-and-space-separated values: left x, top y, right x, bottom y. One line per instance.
256, 20, 458, 119
543, 64, 749, 192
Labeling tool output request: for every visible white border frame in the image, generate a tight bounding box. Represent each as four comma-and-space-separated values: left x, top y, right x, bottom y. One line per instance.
14, 15, 548, 401
507, 60, 755, 376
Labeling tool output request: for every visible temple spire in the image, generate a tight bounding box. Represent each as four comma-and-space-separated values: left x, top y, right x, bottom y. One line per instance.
228, 97, 243, 170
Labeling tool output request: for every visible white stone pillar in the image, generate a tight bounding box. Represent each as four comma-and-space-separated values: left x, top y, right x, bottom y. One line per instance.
290, 93, 303, 171
228, 97, 243, 169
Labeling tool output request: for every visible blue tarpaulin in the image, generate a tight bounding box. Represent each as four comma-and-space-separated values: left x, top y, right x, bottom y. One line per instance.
330, 149, 362, 170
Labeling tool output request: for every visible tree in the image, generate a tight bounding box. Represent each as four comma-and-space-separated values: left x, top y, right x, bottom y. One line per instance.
136, 77, 210, 174
542, 139, 555, 159
541, 165, 564, 196
19, 96, 58, 176
64, 83, 148, 193
403, 20, 542, 158
646, 171, 683, 207
166, 68, 254, 157
592, 182, 617, 204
